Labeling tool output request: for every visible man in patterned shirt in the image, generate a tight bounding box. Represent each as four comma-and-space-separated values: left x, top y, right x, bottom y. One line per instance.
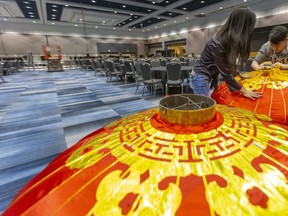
251, 25, 288, 70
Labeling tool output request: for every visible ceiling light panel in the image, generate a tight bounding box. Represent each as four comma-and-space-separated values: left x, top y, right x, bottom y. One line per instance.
175, 0, 224, 12
16, 0, 39, 19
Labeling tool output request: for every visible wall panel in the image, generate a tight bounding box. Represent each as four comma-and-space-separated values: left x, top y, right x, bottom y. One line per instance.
1, 33, 46, 56
47, 35, 87, 55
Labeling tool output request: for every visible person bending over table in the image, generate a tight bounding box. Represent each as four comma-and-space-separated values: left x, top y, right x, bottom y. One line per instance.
251, 25, 288, 70
191, 7, 262, 100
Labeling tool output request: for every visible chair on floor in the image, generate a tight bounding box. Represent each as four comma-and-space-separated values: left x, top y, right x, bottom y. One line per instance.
185, 59, 198, 92
106, 60, 123, 82
92, 60, 105, 77
165, 62, 183, 95
134, 61, 145, 94
151, 59, 161, 67
3, 61, 11, 75
129, 62, 142, 93
170, 58, 181, 63
0, 63, 7, 83
123, 61, 134, 84
189, 59, 198, 67
139, 62, 163, 97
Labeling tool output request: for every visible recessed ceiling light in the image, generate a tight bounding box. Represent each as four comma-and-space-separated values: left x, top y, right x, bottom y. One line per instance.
164, 24, 166, 26
52, 9, 57, 12
174, 21, 177, 23
186, 17, 189, 19
52, 5, 57, 8
52, 14, 56, 17
114, 11, 117, 13
52, 22, 55, 25
200, 1, 205, 3
129, 19, 132, 21
4, 18, 7, 21
92, 0, 96, 2
122, 5, 126, 8
152, 1, 155, 4
157, 17, 160, 19
183, 8, 187, 10
165, 1, 169, 3
155, 26, 157, 28
95, 26, 98, 28
148, 9, 151, 12
129, 29, 131, 31
219, 7, 223, 9
75, 24, 78, 26
113, 27, 116, 30
28, 12, 34, 14
33, 21, 36, 23
23, 1, 29, 4
25, 6, 31, 9
65, 4, 69, 7
52, 17, 55, 19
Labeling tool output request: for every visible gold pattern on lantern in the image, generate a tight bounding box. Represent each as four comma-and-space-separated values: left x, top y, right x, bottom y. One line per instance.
66, 105, 288, 215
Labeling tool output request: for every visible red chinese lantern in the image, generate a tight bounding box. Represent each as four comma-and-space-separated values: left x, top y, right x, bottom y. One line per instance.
212, 69, 288, 125
3, 95, 288, 216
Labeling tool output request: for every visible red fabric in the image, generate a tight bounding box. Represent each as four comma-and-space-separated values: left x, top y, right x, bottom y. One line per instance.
211, 82, 288, 125
3, 108, 288, 216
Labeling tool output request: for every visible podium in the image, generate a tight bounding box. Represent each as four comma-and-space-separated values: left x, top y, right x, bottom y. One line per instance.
42, 45, 64, 72
47, 58, 63, 72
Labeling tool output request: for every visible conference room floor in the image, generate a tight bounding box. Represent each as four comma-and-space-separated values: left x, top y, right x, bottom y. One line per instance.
0, 67, 192, 213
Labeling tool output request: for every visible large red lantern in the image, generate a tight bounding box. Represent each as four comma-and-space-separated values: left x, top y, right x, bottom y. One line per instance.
212, 69, 288, 125
3, 95, 288, 216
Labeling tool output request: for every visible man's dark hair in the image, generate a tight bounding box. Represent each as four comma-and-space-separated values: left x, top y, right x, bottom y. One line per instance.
269, 26, 288, 45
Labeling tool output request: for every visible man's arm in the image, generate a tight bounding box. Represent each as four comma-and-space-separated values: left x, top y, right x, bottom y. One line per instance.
251, 60, 272, 70
251, 42, 271, 70
251, 60, 260, 70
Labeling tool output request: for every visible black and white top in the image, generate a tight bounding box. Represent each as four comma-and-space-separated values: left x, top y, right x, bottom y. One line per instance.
254, 41, 288, 64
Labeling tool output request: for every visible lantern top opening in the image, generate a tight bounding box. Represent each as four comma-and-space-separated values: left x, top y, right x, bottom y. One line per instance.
159, 94, 216, 125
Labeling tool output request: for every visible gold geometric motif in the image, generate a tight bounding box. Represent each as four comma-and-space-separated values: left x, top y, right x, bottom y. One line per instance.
239, 69, 288, 90
66, 105, 288, 216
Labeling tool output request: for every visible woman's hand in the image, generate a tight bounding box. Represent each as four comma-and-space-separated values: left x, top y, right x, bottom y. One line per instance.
240, 87, 263, 100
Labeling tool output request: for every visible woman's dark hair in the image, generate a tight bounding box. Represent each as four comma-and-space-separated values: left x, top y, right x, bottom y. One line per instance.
216, 7, 256, 66
269, 26, 288, 45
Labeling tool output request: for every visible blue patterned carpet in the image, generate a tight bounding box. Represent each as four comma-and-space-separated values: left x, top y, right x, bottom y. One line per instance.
0, 69, 176, 212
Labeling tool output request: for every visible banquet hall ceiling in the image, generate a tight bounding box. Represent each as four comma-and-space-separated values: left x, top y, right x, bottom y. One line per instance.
0, 0, 262, 32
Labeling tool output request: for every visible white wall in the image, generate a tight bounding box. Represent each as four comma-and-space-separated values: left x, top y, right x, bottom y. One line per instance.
146, 10, 288, 55
0, 33, 147, 59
